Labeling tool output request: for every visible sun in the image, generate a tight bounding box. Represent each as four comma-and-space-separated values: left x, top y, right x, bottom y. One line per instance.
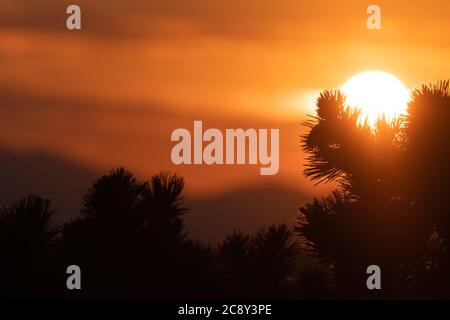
341, 71, 410, 126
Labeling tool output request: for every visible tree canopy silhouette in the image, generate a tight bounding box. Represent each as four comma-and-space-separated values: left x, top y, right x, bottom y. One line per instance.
297, 80, 450, 298
0, 195, 60, 297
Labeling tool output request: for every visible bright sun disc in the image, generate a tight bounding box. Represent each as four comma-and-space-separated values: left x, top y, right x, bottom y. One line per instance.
342, 71, 410, 126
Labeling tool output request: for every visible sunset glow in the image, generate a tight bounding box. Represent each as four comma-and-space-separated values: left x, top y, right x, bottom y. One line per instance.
342, 71, 410, 126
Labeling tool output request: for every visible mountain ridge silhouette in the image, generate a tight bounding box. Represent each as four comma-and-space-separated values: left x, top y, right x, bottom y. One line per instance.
187, 185, 308, 244
0, 148, 306, 244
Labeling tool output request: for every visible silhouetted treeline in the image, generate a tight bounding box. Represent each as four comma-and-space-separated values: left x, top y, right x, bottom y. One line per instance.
0, 81, 449, 299
0, 169, 316, 299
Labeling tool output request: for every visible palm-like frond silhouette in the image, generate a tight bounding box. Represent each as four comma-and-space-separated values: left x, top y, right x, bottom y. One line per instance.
141, 171, 188, 244
404, 80, 450, 202
298, 80, 450, 297
60, 168, 192, 298
252, 224, 298, 285
219, 231, 252, 283
0, 195, 60, 297
0, 195, 59, 248
81, 167, 145, 220
301, 89, 405, 199
218, 225, 298, 298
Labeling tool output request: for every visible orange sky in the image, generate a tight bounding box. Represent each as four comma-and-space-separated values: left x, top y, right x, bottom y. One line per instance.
1, 0, 450, 197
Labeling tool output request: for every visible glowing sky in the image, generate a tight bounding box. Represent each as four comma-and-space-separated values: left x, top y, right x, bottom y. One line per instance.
1, 0, 450, 196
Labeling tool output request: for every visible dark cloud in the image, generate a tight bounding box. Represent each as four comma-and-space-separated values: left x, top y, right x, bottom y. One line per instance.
0, 83, 184, 143
2, 0, 450, 44
0, 0, 367, 40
